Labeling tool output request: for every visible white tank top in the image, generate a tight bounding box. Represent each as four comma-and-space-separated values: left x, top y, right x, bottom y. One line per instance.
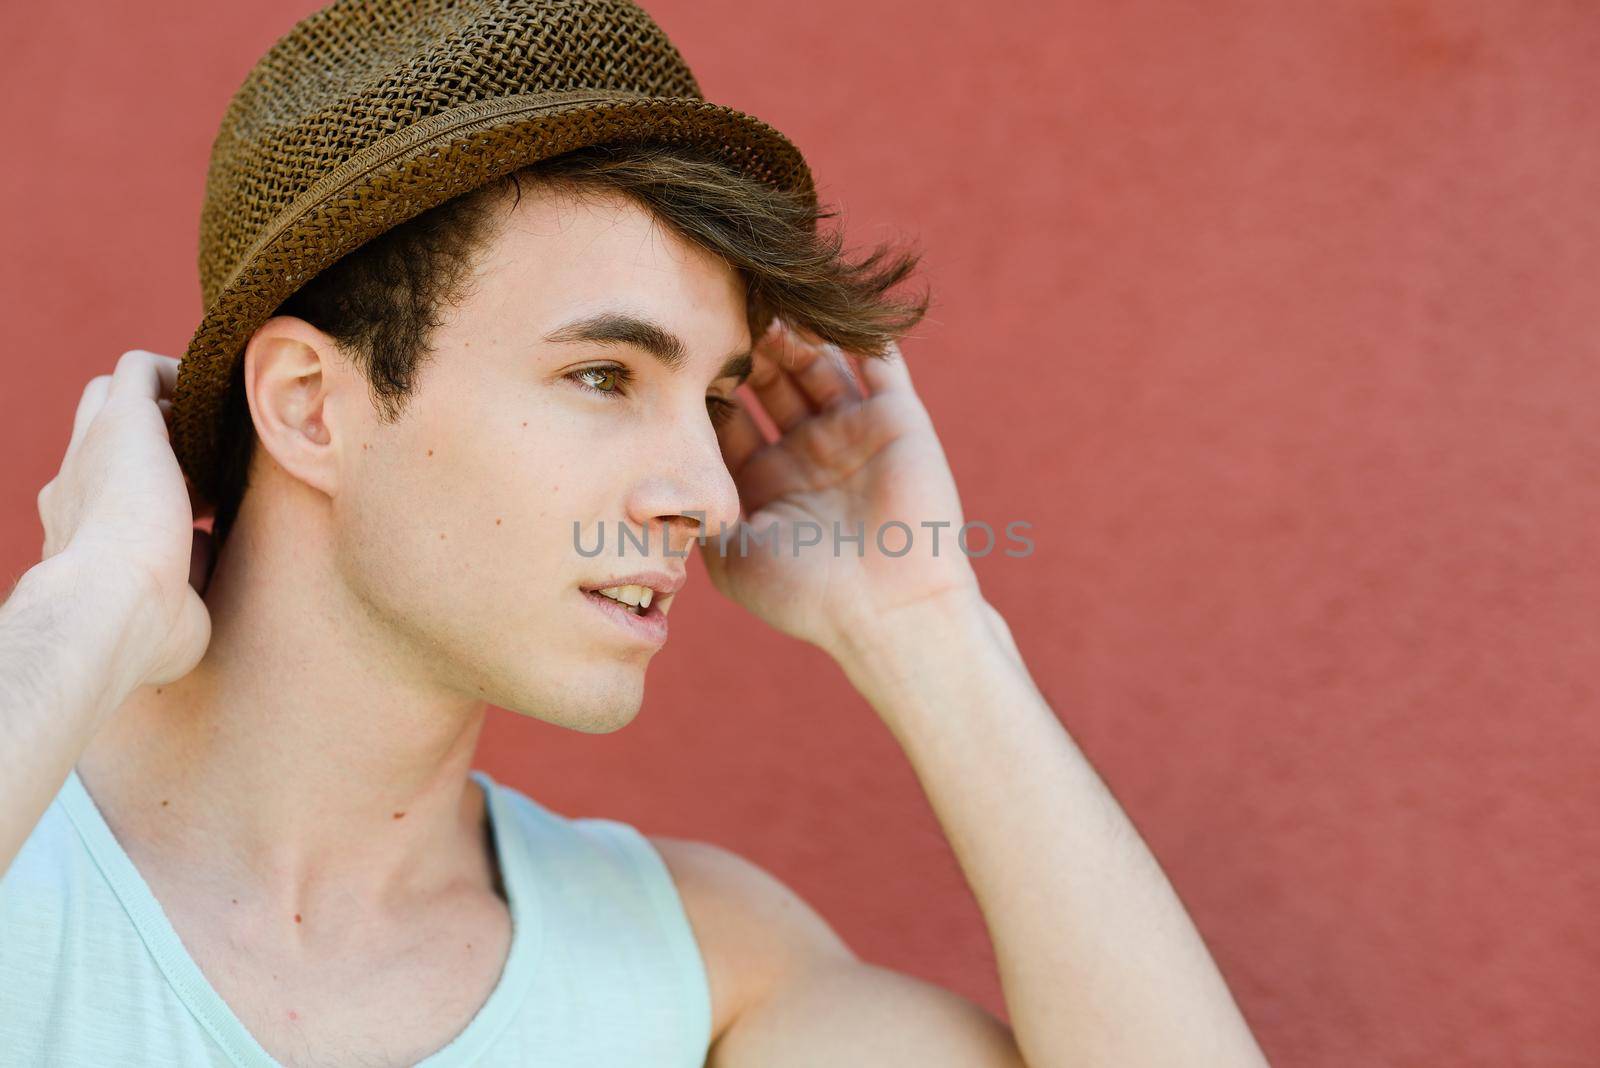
0, 767, 712, 1066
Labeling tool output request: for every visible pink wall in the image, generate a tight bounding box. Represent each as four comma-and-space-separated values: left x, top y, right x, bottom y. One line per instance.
5, 2, 1598, 1063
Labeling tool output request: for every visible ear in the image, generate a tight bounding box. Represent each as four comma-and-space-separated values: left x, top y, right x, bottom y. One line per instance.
241, 316, 350, 500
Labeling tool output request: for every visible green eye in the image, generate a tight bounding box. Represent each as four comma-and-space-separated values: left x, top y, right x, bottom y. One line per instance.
570, 366, 628, 394
569, 363, 739, 428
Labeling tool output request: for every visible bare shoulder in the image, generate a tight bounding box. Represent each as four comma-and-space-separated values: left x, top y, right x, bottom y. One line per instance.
647, 835, 856, 1042
647, 835, 1023, 1068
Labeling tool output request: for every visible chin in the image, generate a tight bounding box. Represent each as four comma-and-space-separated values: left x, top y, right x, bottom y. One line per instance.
496, 665, 647, 734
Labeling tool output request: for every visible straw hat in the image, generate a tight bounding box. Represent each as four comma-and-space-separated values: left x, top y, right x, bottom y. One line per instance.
170, 0, 815, 502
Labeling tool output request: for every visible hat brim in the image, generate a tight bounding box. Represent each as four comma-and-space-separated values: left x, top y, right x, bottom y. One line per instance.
172, 89, 815, 501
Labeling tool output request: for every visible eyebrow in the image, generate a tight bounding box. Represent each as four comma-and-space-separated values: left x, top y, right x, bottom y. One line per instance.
542, 311, 753, 385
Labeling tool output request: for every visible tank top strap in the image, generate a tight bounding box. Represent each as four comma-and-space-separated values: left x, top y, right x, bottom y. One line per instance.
469, 769, 713, 1066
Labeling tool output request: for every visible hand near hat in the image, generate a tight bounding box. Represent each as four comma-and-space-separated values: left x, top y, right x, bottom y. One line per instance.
700, 320, 986, 666
32, 350, 216, 695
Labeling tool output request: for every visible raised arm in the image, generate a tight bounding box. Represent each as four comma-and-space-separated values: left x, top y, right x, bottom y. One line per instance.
1, 350, 213, 880
832, 587, 1269, 1066
697, 320, 1268, 1066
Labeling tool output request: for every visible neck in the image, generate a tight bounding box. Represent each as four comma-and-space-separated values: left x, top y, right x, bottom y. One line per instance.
77, 507, 501, 920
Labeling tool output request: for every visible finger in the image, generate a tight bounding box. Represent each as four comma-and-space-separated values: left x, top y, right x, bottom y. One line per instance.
109, 349, 179, 400
158, 396, 183, 445
747, 332, 814, 433
67, 375, 112, 457
155, 353, 181, 396
714, 389, 766, 475
149, 392, 216, 522
857, 338, 916, 398
766, 319, 863, 411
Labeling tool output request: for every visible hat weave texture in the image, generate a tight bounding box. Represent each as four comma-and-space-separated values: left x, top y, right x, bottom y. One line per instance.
174, 0, 815, 501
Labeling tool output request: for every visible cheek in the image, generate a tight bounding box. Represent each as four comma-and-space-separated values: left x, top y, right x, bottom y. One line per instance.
404, 378, 626, 572
326, 462, 444, 653
441, 410, 598, 567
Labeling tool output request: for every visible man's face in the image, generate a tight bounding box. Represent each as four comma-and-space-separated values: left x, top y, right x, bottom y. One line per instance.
331, 182, 748, 731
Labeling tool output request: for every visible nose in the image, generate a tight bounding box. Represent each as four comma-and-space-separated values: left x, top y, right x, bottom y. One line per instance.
623, 415, 743, 559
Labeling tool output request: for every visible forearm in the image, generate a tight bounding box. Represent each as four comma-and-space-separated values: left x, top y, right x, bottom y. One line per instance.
0, 552, 147, 879
835, 590, 1267, 1068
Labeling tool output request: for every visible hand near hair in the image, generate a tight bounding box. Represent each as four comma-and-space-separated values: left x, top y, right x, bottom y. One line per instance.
1, 350, 218, 879
701, 319, 981, 659
33, 350, 217, 692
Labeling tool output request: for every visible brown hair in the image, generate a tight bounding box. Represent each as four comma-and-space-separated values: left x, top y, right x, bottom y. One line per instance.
208, 139, 930, 550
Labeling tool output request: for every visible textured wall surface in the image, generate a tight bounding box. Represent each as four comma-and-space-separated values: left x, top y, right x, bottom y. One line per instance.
4, 2, 1598, 1064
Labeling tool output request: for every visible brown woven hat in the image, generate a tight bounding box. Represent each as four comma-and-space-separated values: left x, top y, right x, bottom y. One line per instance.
171, 0, 815, 503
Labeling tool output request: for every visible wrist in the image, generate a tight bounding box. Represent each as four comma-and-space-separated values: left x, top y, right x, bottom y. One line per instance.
22, 550, 161, 708
831, 583, 1000, 698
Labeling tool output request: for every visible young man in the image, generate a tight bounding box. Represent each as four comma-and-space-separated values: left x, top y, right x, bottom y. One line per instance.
1, 2, 1269, 1065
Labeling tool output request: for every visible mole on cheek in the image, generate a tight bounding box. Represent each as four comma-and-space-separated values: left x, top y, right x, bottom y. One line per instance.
294, 913, 302, 924
393, 811, 406, 819
496, 518, 502, 525
427, 449, 434, 456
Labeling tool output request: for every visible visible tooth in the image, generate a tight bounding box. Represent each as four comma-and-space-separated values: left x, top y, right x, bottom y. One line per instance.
597, 584, 646, 608
639, 588, 654, 609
